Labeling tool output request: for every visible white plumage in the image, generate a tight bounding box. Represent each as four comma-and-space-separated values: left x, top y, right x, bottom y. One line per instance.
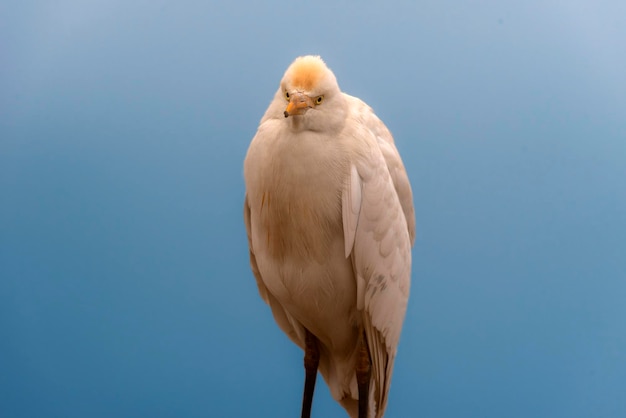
244, 55, 415, 418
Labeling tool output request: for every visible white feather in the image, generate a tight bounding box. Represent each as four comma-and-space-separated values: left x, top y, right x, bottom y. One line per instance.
244, 55, 415, 418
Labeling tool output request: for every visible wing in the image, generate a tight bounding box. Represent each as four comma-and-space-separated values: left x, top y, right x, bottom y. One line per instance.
363, 106, 416, 245
342, 118, 414, 418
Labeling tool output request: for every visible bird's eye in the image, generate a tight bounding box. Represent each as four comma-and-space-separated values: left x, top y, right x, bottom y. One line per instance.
284, 91, 290, 101
315, 95, 324, 105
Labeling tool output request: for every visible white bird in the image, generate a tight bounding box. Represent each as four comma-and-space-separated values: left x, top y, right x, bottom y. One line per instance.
243, 55, 415, 418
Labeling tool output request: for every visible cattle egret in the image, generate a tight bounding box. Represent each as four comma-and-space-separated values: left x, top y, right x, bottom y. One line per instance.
244, 55, 415, 418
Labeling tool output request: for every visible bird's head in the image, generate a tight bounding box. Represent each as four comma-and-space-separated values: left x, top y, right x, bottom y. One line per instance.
268, 55, 346, 132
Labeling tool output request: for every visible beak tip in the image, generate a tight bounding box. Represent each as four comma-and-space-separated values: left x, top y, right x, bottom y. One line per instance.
284, 111, 289, 118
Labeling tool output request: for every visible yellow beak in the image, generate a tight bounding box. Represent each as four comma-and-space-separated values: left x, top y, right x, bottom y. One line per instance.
284, 93, 314, 118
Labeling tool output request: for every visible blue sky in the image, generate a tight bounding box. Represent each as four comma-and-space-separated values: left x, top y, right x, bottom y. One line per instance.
1, 1, 625, 417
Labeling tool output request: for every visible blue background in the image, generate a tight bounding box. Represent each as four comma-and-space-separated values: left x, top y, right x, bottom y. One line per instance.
2, 1, 625, 417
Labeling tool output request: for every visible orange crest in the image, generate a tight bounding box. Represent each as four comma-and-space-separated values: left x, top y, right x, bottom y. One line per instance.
287, 56, 327, 91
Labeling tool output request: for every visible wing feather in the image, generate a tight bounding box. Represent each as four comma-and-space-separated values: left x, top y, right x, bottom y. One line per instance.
342, 164, 362, 259
366, 112, 416, 245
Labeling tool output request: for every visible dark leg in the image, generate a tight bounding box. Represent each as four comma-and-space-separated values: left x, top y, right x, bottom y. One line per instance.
356, 333, 371, 418
301, 329, 320, 418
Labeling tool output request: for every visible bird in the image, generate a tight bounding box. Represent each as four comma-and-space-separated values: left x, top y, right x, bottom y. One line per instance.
243, 55, 415, 418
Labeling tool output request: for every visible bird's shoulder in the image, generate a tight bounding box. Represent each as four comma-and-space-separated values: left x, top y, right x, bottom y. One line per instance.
341, 93, 389, 136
